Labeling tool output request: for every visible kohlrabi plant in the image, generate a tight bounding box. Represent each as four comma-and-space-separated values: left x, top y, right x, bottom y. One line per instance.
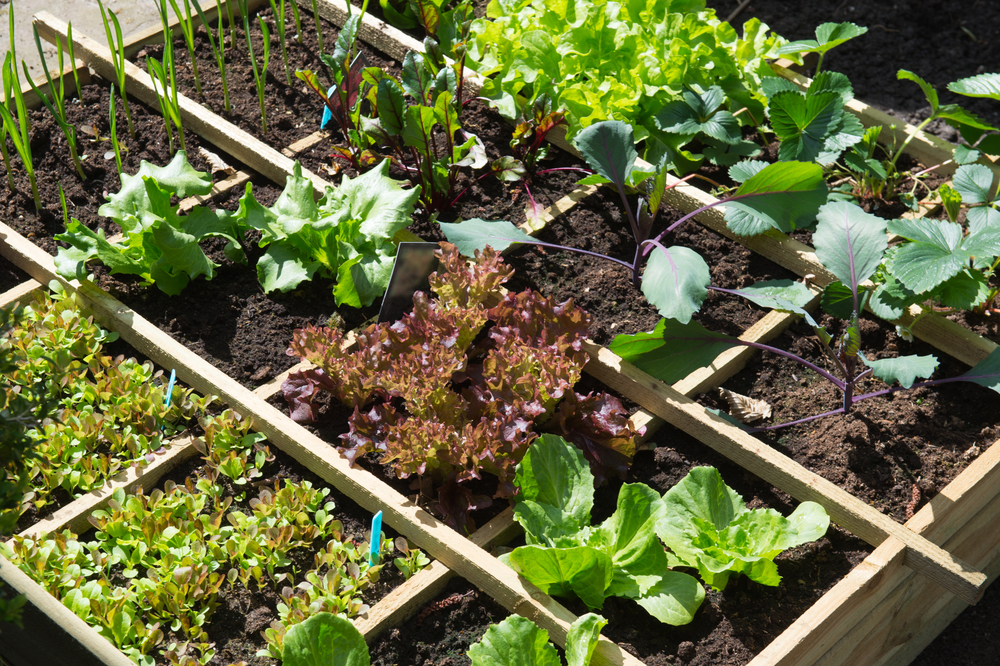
441, 120, 827, 324
281, 243, 639, 531
609, 201, 1000, 430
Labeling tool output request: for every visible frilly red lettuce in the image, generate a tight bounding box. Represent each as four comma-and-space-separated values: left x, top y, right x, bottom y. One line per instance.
281, 243, 638, 530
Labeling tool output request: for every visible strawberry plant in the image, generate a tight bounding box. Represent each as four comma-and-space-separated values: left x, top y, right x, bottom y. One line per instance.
282, 242, 639, 531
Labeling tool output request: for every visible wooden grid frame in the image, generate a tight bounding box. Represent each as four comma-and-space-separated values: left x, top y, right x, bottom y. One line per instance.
2, 2, 999, 664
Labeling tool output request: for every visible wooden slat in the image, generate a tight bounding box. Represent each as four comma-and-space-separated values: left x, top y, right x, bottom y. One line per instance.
0, 221, 643, 666
580, 340, 986, 605
748, 437, 1000, 665
305, 0, 423, 64
0, 554, 136, 666
0, 279, 42, 308
20, 61, 91, 111
34, 14, 331, 196
357, 506, 520, 640
18, 436, 201, 540
121, 0, 267, 58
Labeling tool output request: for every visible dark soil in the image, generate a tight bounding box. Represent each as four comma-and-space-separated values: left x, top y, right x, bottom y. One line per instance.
705, 0, 1000, 138
0, 255, 30, 294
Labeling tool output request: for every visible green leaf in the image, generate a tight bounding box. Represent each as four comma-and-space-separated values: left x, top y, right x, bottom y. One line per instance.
723, 161, 827, 234
658, 467, 829, 591
948, 73, 1000, 101
778, 22, 867, 57
468, 616, 560, 666
820, 281, 855, 319
402, 104, 437, 152
897, 69, 939, 114
930, 270, 991, 311
868, 276, 919, 320
440, 218, 532, 255
861, 354, 938, 388
507, 545, 612, 610
728, 279, 814, 313
770, 90, 841, 163
886, 217, 971, 293
952, 144, 981, 165
514, 434, 594, 547
98, 151, 212, 224
609, 318, 741, 384
957, 348, 1000, 394
589, 484, 665, 574
376, 78, 406, 135
619, 571, 705, 626
814, 202, 887, 293
655, 87, 741, 144
573, 121, 637, 194
641, 245, 710, 323
565, 614, 608, 666
282, 612, 369, 666
728, 160, 768, 184
953, 164, 997, 204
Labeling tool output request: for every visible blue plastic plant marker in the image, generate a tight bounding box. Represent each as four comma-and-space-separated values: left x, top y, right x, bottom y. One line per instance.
164, 369, 177, 408
369, 510, 383, 566
320, 84, 337, 128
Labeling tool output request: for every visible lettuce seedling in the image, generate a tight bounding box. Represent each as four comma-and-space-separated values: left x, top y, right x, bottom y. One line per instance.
469, 613, 607, 666
468, 0, 786, 151
504, 434, 704, 625
442, 120, 827, 323
611, 201, 1000, 430
658, 467, 829, 590
282, 243, 638, 530
238, 159, 419, 306
55, 151, 243, 296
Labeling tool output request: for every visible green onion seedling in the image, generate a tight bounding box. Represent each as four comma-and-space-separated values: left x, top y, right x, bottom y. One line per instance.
108, 83, 124, 175
168, 0, 203, 95
311, 0, 324, 52
267, 0, 292, 84
194, 0, 232, 113
240, 0, 271, 133
25, 25, 86, 180
0, 53, 40, 211
97, 0, 136, 139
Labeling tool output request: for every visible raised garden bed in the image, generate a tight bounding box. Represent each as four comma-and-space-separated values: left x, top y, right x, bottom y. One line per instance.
2, 0, 1000, 665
